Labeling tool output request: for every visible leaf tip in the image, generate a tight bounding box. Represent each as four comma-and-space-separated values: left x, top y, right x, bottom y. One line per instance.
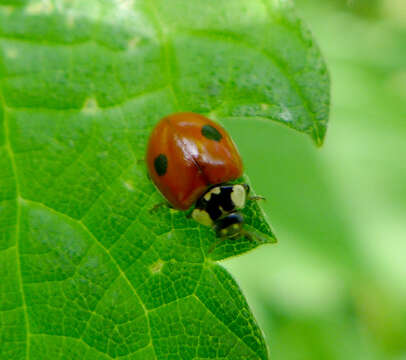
311, 122, 327, 147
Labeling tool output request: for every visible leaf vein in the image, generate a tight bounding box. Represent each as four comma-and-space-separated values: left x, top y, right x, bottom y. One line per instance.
0, 81, 31, 359
17, 198, 157, 360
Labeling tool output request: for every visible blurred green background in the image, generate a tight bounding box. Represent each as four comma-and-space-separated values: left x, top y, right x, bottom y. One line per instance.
223, 0, 406, 359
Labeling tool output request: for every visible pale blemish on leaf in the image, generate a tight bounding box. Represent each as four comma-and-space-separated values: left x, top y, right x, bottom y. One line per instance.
123, 180, 135, 191
207, 111, 220, 122
81, 97, 99, 115
150, 259, 165, 274
279, 105, 293, 122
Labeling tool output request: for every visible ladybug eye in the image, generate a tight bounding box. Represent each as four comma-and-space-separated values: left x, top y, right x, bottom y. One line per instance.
154, 154, 168, 176
201, 124, 222, 142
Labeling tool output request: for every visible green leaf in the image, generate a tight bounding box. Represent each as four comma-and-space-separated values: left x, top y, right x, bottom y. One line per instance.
0, 0, 329, 359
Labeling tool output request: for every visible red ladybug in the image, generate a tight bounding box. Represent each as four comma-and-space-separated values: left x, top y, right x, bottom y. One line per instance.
146, 112, 261, 244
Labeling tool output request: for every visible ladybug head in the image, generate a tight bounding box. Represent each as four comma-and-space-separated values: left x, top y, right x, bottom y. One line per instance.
209, 211, 266, 253
191, 183, 266, 252
214, 212, 244, 239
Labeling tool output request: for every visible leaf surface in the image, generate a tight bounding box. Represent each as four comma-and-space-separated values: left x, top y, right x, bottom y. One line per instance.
0, 0, 329, 359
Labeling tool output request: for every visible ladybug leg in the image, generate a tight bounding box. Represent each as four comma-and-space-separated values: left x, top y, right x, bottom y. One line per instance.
242, 229, 268, 245
207, 237, 227, 254
208, 231, 263, 254
242, 230, 255, 242
150, 201, 173, 213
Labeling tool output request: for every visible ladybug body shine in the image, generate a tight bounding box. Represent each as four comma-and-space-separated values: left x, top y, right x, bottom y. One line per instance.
146, 112, 256, 244
146, 112, 243, 210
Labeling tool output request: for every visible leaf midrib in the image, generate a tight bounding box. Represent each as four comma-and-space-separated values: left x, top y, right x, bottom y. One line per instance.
1, 84, 30, 359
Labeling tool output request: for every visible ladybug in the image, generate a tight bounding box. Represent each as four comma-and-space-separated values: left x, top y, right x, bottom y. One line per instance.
146, 112, 262, 246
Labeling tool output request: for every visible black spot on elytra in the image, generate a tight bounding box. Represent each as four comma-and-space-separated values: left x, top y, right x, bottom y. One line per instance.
201, 124, 222, 142
154, 154, 168, 176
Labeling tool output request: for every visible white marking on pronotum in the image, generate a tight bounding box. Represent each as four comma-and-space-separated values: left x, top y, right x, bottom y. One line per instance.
203, 187, 221, 201
192, 209, 213, 227
231, 185, 246, 209
82, 97, 99, 115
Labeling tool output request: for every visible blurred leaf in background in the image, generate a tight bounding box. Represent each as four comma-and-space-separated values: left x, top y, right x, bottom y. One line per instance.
224, 0, 406, 359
